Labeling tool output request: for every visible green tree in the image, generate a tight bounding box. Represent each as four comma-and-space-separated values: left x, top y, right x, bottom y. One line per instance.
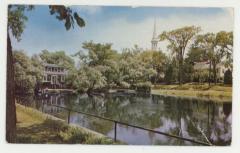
184, 47, 208, 83
164, 57, 178, 84
31, 54, 44, 83
13, 51, 43, 93
224, 69, 232, 85
193, 31, 233, 84
79, 66, 107, 93
7, 5, 85, 142
39, 50, 75, 70
138, 50, 166, 83
75, 41, 119, 87
159, 26, 201, 85
117, 47, 157, 90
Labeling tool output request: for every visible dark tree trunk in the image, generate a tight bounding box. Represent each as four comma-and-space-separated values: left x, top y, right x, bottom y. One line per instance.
178, 56, 183, 85
6, 32, 16, 143
213, 61, 217, 85
208, 61, 212, 87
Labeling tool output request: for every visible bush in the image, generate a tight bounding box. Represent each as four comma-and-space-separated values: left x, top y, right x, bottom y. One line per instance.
58, 127, 89, 143
119, 81, 130, 89
85, 136, 113, 144
132, 82, 152, 93
224, 69, 232, 85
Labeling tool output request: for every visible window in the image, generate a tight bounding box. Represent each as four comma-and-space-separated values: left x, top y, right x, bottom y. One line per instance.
58, 75, 61, 82
47, 75, 51, 81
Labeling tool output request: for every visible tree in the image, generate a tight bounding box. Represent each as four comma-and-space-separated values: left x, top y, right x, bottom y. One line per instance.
164, 57, 178, 84
13, 51, 42, 93
74, 41, 119, 88
138, 50, 166, 83
184, 46, 208, 83
118, 47, 157, 86
39, 50, 75, 70
224, 69, 232, 85
193, 31, 233, 84
159, 26, 201, 85
76, 66, 107, 94
7, 5, 85, 142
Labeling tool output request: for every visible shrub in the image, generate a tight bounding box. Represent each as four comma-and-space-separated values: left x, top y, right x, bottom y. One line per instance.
119, 81, 130, 89
224, 69, 232, 85
58, 127, 89, 143
133, 82, 152, 93
85, 136, 113, 144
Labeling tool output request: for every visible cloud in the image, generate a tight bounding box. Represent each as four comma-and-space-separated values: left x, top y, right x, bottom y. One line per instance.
76, 6, 102, 15
88, 9, 233, 54
222, 8, 234, 18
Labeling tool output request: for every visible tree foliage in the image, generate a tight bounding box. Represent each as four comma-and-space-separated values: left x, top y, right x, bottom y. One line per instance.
49, 6, 85, 30
193, 31, 233, 84
13, 51, 43, 93
39, 50, 75, 70
224, 69, 232, 85
159, 26, 201, 84
8, 5, 34, 41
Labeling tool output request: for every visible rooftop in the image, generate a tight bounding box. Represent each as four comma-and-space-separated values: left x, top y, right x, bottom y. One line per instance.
43, 63, 63, 68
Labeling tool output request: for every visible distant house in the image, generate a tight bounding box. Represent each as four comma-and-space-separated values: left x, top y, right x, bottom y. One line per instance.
193, 61, 230, 80
42, 63, 67, 89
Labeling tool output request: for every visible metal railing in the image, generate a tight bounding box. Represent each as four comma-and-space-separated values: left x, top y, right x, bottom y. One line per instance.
46, 104, 212, 146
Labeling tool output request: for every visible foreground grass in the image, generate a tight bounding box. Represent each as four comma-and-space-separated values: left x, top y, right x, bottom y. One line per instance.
16, 104, 119, 144
152, 83, 232, 102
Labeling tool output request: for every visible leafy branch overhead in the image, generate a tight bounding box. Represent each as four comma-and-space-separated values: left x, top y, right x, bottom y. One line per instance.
49, 5, 85, 30
8, 5, 85, 42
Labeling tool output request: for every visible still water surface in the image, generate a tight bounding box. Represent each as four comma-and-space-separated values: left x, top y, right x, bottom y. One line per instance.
17, 93, 231, 145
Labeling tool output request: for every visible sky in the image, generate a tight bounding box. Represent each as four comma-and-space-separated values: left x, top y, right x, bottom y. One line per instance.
11, 5, 234, 56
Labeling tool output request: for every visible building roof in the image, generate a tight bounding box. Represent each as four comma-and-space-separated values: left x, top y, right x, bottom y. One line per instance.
193, 61, 227, 70
43, 63, 63, 68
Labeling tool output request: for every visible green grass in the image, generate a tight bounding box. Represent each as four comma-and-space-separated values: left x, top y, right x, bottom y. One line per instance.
16, 104, 120, 144
152, 83, 232, 102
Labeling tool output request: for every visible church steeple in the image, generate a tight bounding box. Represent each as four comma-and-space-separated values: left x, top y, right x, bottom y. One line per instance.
151, 18, 158, 51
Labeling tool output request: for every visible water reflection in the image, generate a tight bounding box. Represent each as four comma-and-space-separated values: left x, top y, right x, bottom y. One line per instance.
16, 93, 231, 145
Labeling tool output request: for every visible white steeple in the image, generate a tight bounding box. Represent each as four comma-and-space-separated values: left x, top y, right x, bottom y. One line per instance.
151, 18, 158, 51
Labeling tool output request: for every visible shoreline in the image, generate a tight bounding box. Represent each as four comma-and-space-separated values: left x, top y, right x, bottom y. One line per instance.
151, 89, 232, 102
16, 103, 120, 144
37, 85, 232, 102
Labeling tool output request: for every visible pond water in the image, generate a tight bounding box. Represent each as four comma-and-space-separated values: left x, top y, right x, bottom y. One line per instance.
16, 93, 231, 145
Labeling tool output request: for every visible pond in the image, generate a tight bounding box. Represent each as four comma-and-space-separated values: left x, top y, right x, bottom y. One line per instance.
16, 92, 232, 145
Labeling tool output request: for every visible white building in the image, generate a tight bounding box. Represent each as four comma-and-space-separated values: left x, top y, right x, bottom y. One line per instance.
42, 63, 67, 88
193, 61, 230, 79
151, 19, 158, 51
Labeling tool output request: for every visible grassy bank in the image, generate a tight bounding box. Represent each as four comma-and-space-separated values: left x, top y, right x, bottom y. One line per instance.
152, 84, 232, 102
16, 104, 119, 144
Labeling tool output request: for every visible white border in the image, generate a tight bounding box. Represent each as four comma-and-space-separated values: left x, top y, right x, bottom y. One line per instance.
1, 1, 240, 153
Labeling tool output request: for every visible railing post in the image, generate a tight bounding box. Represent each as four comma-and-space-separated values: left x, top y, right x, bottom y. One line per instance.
114, 121, 117, 142
67, 110, 71, 124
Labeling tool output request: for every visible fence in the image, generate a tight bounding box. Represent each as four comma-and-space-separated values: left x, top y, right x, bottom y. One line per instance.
45, 104, 212, 146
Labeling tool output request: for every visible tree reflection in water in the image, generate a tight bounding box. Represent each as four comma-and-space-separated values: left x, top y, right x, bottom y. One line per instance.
16, 93, 231, 145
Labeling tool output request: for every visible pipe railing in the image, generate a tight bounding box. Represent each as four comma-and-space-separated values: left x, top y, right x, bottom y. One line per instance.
46, 104, 212, 146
